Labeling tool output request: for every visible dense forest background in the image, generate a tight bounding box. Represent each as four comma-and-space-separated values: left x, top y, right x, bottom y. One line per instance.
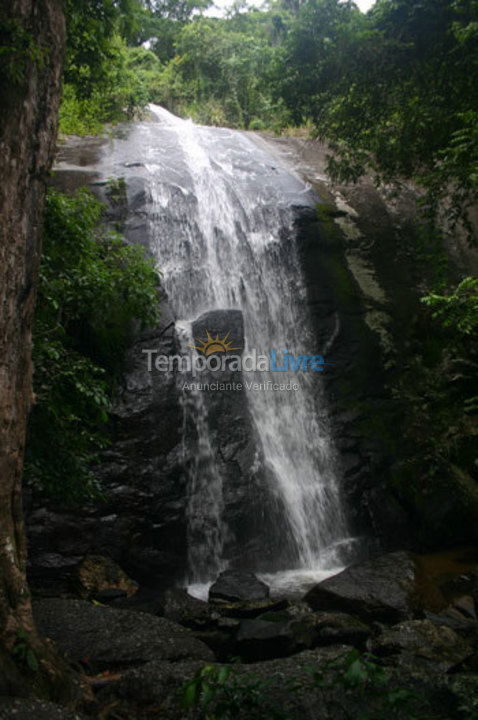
62, 0, 478, 227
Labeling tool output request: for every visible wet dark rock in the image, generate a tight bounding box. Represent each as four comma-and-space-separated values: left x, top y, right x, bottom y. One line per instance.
192, 309, 245, 355
0, 700, 86, 720
424, 609, 478, 640
451, 594, 476, 620
94, 589, 129, 602
108, 586, 166, 615
99, 647, 354, 716
99, 658, 205, 708
192, 628, 238, 661
311, 611, 371, 646
26, 551, 81, 594
304, 551, 428, 622
235, 616, 298, 660
209, 570, 270, 603
122, 546, 184, 587
369, 619, 474, 671
162, 588, 214, 629
214, 597, 288, 619
471, 567, 478, 596
234, 608, 371, 661
33, 598, 213, 672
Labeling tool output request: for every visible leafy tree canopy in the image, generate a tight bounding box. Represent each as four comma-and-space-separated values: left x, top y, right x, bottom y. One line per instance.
280, 0, 478, 236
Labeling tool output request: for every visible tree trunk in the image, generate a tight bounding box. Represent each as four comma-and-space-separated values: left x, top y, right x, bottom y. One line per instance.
0, 0, 72, 699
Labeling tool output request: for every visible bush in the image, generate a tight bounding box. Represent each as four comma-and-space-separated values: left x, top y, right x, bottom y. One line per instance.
25, 188, 160, 500
59, 37, 149, 136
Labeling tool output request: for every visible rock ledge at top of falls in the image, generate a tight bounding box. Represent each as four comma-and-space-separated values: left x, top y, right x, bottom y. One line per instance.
209, 570, 270, 603
304, 551, 445, 622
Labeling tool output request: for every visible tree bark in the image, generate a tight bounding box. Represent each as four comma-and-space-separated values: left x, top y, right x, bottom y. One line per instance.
0, 0, 71, 698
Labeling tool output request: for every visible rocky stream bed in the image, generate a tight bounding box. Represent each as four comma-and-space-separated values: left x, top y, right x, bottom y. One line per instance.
2, 548, 478, 719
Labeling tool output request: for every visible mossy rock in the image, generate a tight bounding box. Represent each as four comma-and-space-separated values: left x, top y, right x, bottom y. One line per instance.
73, 555, 138, 600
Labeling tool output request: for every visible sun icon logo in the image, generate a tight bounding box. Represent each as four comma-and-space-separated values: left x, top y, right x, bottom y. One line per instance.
189, 330, 241, 356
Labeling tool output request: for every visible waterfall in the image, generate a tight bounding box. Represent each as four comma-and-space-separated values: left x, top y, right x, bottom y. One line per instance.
135, 105, 353, 595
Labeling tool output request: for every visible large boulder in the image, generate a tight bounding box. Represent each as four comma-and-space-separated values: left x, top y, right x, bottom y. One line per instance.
33, 599, 213, 672
304, 551, 437, 622
209, 570, 270, 603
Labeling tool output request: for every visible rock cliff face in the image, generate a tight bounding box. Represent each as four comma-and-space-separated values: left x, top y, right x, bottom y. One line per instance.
261, 135, 478, 552
26, 125, 477, 594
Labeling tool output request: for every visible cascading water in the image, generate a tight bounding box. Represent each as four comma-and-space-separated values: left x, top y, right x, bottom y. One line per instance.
113, 105, 356, 595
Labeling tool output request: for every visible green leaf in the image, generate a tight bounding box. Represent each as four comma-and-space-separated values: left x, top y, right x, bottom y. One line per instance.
181, 680, 199, 709
344, 658, 368, 687
26, 648, 39, 672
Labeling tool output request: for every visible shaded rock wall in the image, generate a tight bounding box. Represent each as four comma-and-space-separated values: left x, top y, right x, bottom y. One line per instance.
259, 134, 478, 552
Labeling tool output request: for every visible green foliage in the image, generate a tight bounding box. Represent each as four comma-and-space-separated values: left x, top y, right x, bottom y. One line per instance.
134, 0, 212, 63
59, 36, 149, 135
389, 275, 478, 536
64, 0, 142, 97
182, 665, 232, 713
12, 630, 39, 674
311, 649, 390, 693
150, 15, 292, 130
422, 277, 478, 335
309, 650, 418, 719
180, 664, 287, 719
181, 653, 421, 720
279, 0, 478, 237
59, 84, 105, 136
59, 0, 149, 134
25, 188, 160, 500
0, 14, 47, 87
